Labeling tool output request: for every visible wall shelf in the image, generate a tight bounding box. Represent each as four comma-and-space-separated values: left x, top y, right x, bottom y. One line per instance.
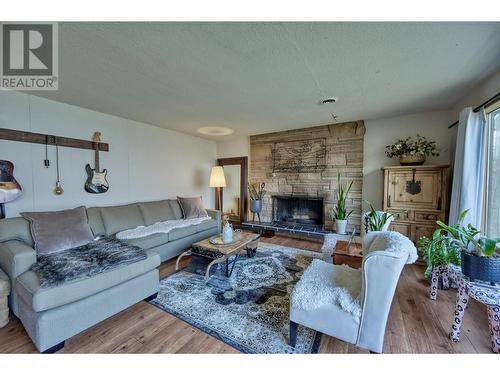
0, 128, 109, 152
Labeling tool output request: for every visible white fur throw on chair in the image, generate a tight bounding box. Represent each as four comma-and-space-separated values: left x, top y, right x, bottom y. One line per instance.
291, 259, 362, 317
292, 231, 417, 318
363, 231, 418, 264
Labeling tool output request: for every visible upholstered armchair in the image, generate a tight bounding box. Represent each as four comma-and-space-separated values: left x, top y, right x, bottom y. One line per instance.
289, 231, 417, 353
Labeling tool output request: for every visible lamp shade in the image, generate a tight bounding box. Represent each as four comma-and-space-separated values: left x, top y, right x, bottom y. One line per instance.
209, 166, 226, 188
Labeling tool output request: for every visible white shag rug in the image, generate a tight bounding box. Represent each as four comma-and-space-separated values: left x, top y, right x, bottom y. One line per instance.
291, 259, 362, 318
116, 216, 211, 240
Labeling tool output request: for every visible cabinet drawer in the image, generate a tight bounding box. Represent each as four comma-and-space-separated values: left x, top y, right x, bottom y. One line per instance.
414, 211, 443, 223
388, 210, 412, 221
390, 222, 411, 237
412, 224, 438, 242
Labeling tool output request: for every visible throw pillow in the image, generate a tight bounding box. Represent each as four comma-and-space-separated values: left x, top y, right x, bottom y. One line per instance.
177, 196, 208, 219
21, 206, 95, 255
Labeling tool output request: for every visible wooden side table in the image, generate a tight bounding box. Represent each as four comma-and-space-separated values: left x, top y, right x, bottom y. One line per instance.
0, 268, 10, 328
332, 240, 363, 268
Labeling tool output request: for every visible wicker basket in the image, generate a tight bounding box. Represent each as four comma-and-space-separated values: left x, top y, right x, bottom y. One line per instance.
399, 154, 426, 165
461, 252, 500, 283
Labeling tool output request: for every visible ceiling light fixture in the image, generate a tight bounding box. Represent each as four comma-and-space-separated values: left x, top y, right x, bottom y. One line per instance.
320, 97, 339, 105
197, 127, 234, 136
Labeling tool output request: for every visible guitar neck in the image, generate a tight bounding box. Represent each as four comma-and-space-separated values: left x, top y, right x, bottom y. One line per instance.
94, 146, 100, 172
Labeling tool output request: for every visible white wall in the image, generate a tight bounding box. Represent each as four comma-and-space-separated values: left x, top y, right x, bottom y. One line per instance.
0, 91, 217, 218
363, 110, 453, 209
216, 138, 250, 159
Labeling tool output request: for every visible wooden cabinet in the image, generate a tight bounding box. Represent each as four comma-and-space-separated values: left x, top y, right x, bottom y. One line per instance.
382, 165, 449, 244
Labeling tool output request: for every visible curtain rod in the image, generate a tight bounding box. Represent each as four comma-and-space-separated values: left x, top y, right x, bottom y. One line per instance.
448, 91, 500, 129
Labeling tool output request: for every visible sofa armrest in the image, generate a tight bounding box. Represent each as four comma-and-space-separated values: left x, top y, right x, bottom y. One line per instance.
0, 240, 37, 282
206, 209, 222, 232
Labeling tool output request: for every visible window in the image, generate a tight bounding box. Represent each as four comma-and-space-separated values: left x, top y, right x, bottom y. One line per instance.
485, 106, 500, 237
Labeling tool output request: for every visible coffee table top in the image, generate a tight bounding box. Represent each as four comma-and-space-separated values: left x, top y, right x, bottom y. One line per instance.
192, 230, 260, 256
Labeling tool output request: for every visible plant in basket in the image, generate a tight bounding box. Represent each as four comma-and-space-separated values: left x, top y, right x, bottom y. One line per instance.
385, 134, 440, 165
435, 209, 500, 284
418, 230, 461, 279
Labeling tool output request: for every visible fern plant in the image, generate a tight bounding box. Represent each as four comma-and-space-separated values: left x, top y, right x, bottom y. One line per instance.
330, 173, 353, 221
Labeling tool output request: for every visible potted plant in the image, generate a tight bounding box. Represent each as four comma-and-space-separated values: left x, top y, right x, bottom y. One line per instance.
330, 174, 353, 235
418, 231, 461, 279
436, 210, 500, 283
248, 182, 266, 222
363, 201, 394, 233
385, 134, 440, 165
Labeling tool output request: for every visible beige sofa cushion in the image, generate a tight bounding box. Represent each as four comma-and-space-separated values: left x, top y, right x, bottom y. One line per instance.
139, 200, 175, 226
196, 219, 218, 233
16, 250, 160, 312
125, 233, 169, 250
169, 225, 197, 241
168, 200, 184, 219
0, 216, 33, 246
87, 207, 106, 236
100, 204, 145, 235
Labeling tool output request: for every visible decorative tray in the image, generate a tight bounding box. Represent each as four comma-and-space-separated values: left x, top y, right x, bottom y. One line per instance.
209, 231, 242, 246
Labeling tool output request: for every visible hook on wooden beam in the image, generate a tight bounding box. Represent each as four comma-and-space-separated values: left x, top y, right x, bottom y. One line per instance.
0, 128, 109, 152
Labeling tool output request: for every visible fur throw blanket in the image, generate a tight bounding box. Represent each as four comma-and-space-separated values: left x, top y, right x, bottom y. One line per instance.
116, 216, 211, 240
364, 231, 418, 264
291, 259, 362, 318
31, 236, 147, 288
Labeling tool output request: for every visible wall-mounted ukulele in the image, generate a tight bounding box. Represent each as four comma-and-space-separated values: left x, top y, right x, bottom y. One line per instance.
85, 132, 109, 194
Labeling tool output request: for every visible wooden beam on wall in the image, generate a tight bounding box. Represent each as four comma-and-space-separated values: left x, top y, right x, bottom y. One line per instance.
0, 128, 109, 152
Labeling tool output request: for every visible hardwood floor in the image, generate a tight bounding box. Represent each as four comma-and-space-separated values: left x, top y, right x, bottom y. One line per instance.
0, 235, 492, 354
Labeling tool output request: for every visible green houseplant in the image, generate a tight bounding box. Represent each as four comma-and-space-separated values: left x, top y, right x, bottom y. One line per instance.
363, 200, 394, 233
435, 210, 500, 283
385, 134, 440, 165
418, 230, 461, 279
330, 174, 353, 234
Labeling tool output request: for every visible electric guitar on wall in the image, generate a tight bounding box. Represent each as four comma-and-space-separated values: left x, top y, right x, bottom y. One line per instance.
85, 132, 109, 194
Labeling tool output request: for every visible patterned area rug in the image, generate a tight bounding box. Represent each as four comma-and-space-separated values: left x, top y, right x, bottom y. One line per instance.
149, 242, 323, 353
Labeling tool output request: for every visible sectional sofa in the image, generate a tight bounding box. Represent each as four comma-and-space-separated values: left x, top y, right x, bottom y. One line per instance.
0, 199, 221, 352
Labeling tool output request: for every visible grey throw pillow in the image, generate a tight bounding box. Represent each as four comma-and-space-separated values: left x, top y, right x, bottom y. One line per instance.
177, 196, 208, 219
21, 206, 95, 255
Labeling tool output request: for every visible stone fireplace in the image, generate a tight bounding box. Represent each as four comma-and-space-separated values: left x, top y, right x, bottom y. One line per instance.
273, 195, 324, 228
249, 121, 365, 233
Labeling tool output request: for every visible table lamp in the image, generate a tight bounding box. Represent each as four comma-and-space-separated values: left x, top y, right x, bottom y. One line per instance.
209, 166, 226, 212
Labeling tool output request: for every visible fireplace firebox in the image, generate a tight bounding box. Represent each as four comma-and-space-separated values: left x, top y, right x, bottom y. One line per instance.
272, 195, 324, 228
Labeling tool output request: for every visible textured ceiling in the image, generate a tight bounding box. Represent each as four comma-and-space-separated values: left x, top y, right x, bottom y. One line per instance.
30, 22, 500, 139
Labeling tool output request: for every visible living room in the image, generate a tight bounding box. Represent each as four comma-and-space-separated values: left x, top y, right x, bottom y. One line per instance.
1, 1, 500, 373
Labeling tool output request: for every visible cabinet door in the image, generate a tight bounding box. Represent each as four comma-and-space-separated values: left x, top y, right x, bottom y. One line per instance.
390, 222, 411, 237
387, 170, 441, 210
412, 224, 438, 243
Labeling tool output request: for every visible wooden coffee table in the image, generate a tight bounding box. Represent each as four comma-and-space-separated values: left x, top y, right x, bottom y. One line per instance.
175, 230, 260, 280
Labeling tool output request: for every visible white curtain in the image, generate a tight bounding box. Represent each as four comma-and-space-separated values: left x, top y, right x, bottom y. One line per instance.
449, 107, 487, 228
